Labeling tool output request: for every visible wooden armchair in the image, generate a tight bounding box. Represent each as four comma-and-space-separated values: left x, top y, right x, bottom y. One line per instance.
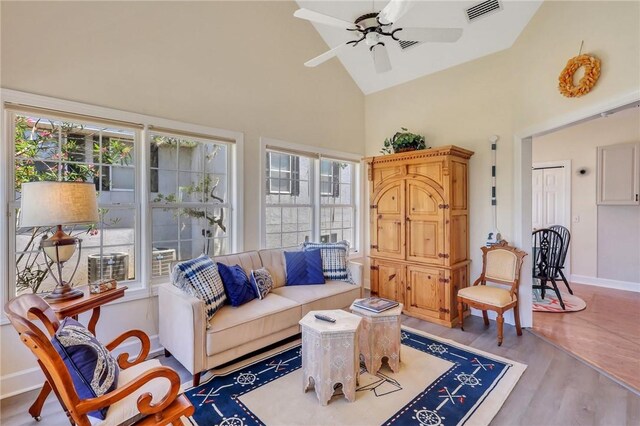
4, 294, 194, 426
456, 241, 527, 346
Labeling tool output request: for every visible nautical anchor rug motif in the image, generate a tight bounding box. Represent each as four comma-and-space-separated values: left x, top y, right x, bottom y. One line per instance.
186, 327, 526, 426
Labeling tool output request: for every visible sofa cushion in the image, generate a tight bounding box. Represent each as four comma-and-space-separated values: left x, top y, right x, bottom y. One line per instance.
217, 263, 256, 307
172, 254, 226, 321
206, 294, 301, 356
302, 240, 352, 282
258, 248, 297, 289
214, 251, 263, 278
284, 250, 325, 285
272, 281, 361, 316
53, 318, 118, 420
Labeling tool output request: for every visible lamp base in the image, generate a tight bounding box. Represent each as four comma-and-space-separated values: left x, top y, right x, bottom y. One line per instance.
44, 284, 84, 303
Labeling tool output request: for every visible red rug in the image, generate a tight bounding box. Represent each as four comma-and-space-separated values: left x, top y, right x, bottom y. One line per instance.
532, 291, 587, 312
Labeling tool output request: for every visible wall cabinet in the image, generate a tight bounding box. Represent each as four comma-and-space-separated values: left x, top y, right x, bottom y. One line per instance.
366, 145, 474, 327
597, 142, 640, 205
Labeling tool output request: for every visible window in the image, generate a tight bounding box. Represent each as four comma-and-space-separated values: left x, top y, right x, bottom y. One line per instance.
11, 112, 138, 296
3, 91, 242, 300
264, 151, 312, 248
263, 144, 359, 251
150, 132, 232, 277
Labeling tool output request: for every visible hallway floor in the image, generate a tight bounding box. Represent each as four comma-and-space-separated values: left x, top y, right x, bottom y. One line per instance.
531, 282, 640, 391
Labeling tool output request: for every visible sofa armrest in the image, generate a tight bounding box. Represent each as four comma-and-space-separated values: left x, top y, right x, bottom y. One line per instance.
348, 259, 364, 289
158, 284, 206, 375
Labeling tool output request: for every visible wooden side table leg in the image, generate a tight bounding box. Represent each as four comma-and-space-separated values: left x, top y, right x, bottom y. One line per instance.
88, 306, 101, 335
28, 381, 51, 420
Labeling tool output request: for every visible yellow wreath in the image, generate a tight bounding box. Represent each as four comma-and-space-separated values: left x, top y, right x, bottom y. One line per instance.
558, 54, 601, 98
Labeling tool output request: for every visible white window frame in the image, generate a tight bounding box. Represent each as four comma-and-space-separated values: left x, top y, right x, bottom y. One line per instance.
259, 137, 361, 252
0, 89, 243, 322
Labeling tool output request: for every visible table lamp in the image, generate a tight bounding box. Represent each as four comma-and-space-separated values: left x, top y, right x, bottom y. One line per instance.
20, 181, 99, 302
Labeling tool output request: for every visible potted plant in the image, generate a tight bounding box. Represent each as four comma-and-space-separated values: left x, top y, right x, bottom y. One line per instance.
380, 127, 427, 154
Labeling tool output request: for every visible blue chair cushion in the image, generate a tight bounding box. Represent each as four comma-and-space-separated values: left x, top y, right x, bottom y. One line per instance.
51, 317, 119, 420
284, 249, 325, 285
217, 263, 256, 307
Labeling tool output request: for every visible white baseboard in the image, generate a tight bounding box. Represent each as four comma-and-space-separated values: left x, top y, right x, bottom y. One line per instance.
571, 275, 640, 293
0, 334, 161, 400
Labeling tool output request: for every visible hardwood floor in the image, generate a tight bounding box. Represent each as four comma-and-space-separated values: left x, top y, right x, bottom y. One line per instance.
531, 282, 640, 392
1, 314, 639, 425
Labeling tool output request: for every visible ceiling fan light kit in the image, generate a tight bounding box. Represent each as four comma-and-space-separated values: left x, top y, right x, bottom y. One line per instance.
295, 0, 464, 74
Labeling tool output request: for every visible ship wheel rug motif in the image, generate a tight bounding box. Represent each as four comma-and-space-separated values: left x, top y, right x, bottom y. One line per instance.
185, 326, 526, 426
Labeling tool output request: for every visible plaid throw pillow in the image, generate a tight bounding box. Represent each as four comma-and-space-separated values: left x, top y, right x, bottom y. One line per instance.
172, 254, 227, 321
302, 240, 353, 283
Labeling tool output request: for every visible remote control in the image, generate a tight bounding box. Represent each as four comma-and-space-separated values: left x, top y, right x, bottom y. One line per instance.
314, 314, 336, 323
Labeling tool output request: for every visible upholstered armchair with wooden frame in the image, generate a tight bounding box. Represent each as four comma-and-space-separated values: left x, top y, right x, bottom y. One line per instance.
5, 294, 194, 426
457, 241, 527, 346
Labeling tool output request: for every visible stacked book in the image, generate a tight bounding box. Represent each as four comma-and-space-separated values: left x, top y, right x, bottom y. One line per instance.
352, 297, 399, 313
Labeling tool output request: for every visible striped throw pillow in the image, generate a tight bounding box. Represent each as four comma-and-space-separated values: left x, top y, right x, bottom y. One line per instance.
302, 240, 353, 283
172, 254, 227, 321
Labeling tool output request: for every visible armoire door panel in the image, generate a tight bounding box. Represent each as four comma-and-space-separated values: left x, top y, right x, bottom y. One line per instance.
450, 161, 468, 210
371, 181, 405, 259
372, 261, 405, 303
450, 214, 468, 264
407, 221, 439, 259
376, 219, 403, 256
407, 162, 444, 185
406, 266, 443, 319
406, 181, 445, 264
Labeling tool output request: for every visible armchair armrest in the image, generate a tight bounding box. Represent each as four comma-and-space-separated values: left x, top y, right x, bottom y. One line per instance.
158, 284, 206, 375
106, 330, 151, 370
76, 366, 181, 418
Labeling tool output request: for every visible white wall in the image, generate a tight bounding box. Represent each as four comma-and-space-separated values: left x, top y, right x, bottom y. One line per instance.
0, 0, 364, 398
364, 1, 640, 326
533, 107, 640, 287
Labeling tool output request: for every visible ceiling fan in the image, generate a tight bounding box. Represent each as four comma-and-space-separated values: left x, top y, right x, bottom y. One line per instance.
295, 0, 463, 73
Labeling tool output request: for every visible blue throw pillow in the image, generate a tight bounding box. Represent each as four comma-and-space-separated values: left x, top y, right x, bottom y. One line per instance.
51, 317, 118, 420
284, 249, 325, 285
172, 254, 227, 320
250, 267, 274, 300
217, 263, 256, 307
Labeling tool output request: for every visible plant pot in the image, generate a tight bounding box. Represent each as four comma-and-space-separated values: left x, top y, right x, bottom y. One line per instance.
395, 147, 417, 153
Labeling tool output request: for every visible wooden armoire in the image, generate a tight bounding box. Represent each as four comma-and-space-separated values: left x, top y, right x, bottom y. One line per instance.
365, 145, 474, 328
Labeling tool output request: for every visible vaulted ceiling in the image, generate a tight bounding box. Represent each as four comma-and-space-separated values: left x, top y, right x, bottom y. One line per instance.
295, 0, 543, 94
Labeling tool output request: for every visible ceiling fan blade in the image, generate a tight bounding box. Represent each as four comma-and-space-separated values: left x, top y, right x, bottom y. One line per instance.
294, 8, 356, 30
371, 44, 392, 74
395, 27, 463, 43
304, 43, 347, 67
378, 0, 413, 25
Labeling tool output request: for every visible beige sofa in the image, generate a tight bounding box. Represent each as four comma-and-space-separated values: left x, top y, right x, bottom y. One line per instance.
158, 248, 363, 385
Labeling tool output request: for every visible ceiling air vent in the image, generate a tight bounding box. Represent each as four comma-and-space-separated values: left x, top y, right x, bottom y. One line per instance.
398, 40, 421, 51
466, 0, 502, 22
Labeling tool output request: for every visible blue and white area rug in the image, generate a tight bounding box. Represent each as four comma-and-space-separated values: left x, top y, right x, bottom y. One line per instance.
185, 326, 526, 426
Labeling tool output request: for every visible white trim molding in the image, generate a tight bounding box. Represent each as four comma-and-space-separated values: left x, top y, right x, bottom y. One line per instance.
0, 334, 162, 400
571, 275, 640, 293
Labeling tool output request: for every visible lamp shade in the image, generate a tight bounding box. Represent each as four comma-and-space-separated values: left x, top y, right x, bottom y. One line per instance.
20, 181, 99, 227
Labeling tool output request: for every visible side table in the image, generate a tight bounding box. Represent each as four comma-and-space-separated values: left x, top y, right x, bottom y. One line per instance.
28, 285, 127, 421
350, 300, 403, 374
299, 310, 361, 406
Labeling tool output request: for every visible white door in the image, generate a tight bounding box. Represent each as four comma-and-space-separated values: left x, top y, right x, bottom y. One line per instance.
532, 162, 571, 274
532, 166, 567, 229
